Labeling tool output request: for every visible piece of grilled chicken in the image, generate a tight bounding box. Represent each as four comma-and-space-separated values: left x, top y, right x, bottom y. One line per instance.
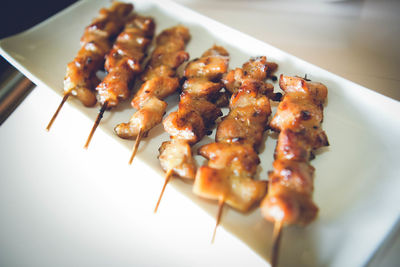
193, 56, 278, 212
114, 25, 190, 141
64, 2, 133, 107
261, 75, 329, 226
155, 46, 230, 211
223, 58, 280, 101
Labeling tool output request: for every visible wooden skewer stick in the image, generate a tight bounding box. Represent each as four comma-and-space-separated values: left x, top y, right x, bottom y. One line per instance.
46, 93, 70, 131
270, 220, 284, 267
128, 127, 144, 164
211, 198, 225, 244
154, 169, 173, 213
84, 101, 108, 149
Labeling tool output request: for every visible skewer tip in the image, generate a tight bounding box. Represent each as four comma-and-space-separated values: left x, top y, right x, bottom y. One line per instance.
270, 220, 284, 267
128, 128, 144, 164
84, 101, 108, 149
154, 169, 173, 213
46, 93, 69, 131
211, 198, 224, 244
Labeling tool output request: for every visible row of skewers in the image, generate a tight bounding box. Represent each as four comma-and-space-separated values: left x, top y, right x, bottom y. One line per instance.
46, 2, 329, 266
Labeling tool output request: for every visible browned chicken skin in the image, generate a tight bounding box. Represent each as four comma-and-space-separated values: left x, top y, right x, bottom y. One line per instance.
114, 25, 190, 139
215, 87, 271, 150
193, 56, 278, 212
159, 45, 230, 179
261, 75, 329, 226
96, 15, 155, 108
222, 57, 279, 100
64, 2, 133, 107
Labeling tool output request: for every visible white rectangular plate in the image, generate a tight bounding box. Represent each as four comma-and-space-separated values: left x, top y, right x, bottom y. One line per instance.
1, 0, 400, 266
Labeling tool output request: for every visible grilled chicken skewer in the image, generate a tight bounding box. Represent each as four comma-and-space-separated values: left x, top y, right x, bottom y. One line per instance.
260, 75, 329, 267
114, 25, 191, 163
155, 45, 230, 212
193, 56, 278, 241
46, 2, 133, 131
84, 14, 155, 148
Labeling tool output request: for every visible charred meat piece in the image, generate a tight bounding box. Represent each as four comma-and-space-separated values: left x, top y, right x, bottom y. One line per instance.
215, 88, 271, 150
222, 56, 277, 98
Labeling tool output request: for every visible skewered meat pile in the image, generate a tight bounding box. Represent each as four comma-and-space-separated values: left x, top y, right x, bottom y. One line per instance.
47, 2, 133, 130
155, 45, 230, 210
84, 13, 155, 148
260, 75, 329, 266
193, 56, 278, 223
49, 2, 332, 263
64, 2, 134, 107
261, 74, 329, 225
114, 25, 191, 161
95, 15, 155, 108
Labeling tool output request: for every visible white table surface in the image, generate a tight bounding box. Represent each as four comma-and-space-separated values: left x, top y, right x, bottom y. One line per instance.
1, 0, 399, 266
